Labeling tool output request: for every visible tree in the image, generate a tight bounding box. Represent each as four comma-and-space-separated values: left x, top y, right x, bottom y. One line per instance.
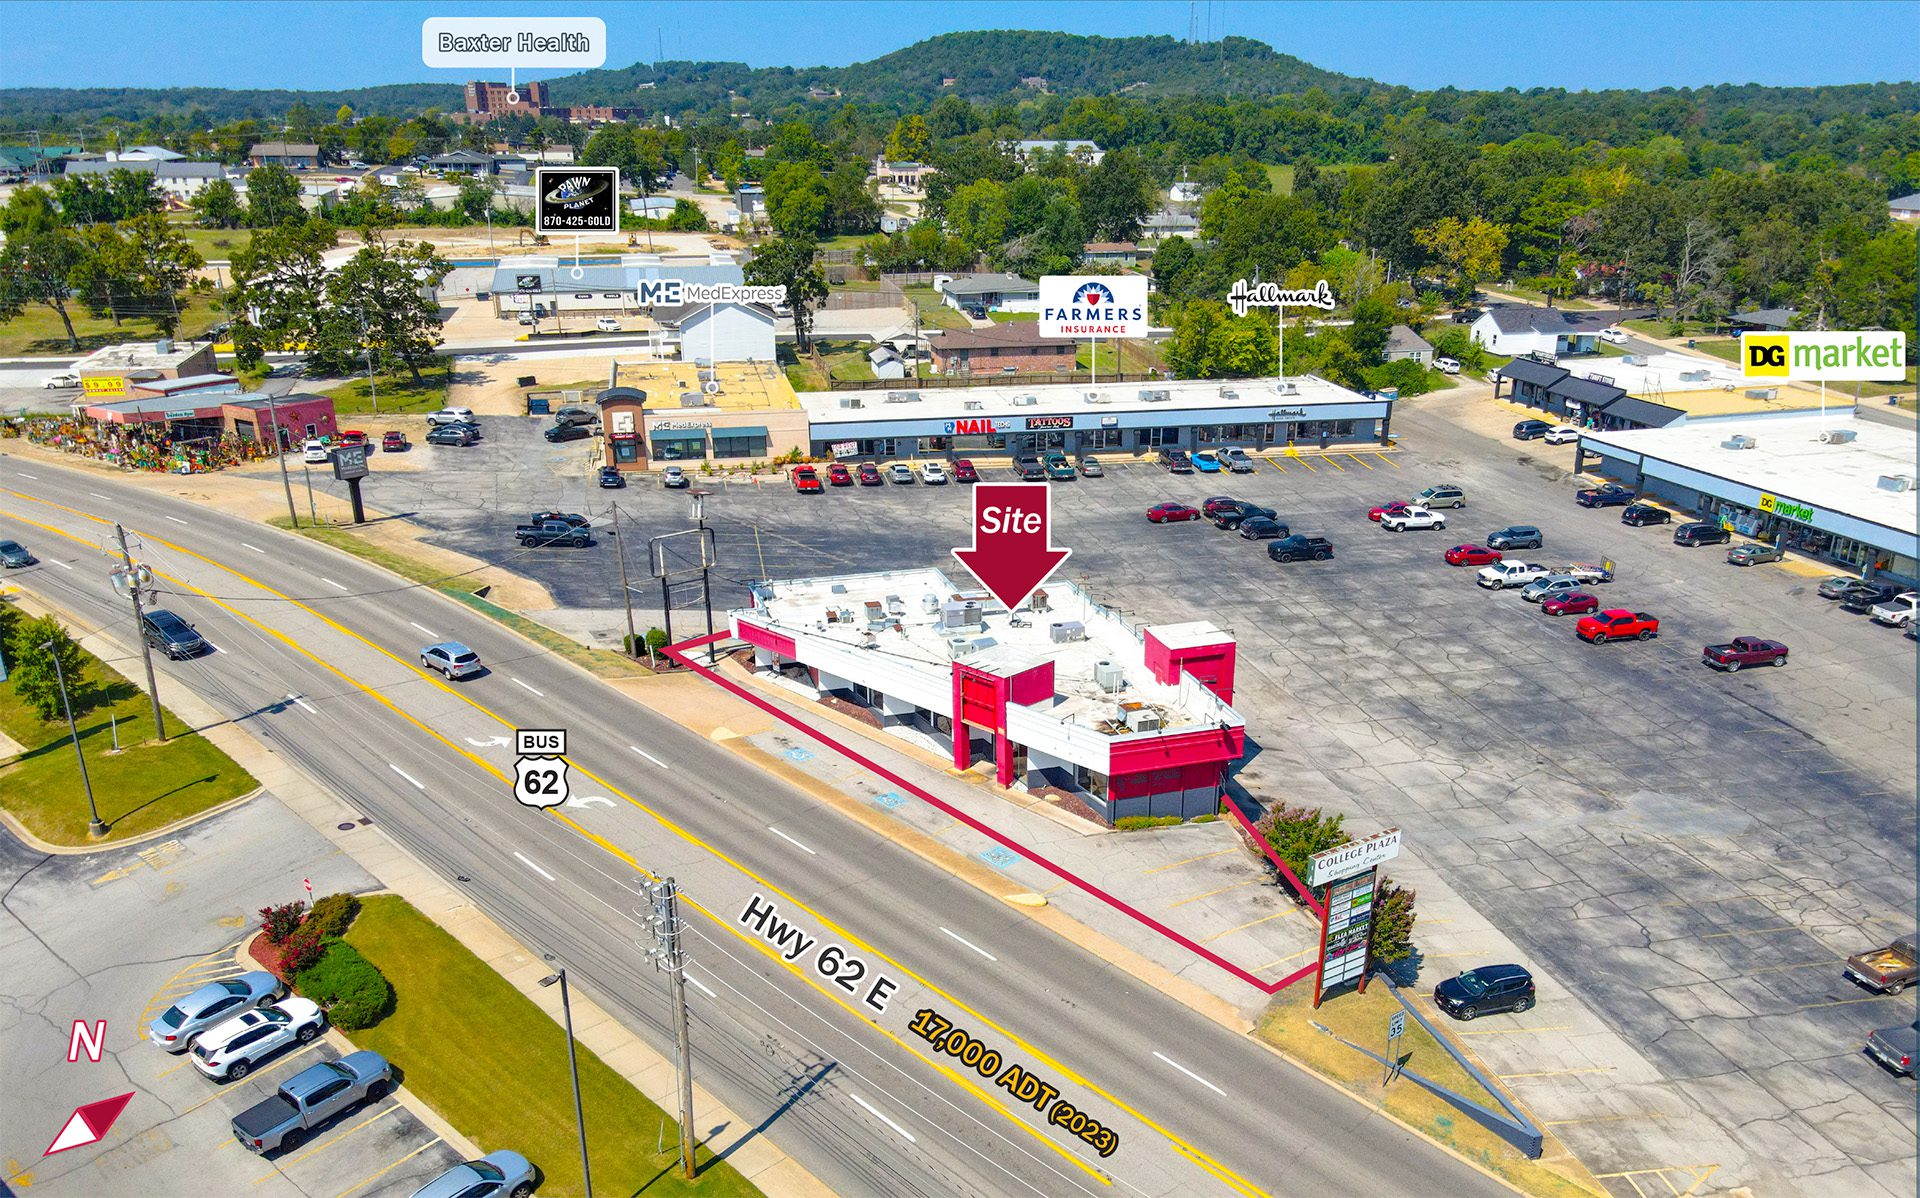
1163, 301, 1277, 379
824, 160, 879, 234
0, 226, 89, 349
190, 177, 246, 229
1413, 216, 1509, 301
245, 163, 304, 227
4, 615, 87, 722
946, 178, 1010, 252
311, 239, 451, 383
455, 176, 493, 221
763, 162, 828, 239
228, 217, 337, 368
668, 198, 710, 231
1367, 878, 1417, 967
1252, 804, 1349, 890
744, 236, 828, 352
52, 175, 117, 226
713, 139, 747, 193
69, 213, 205, 334
885, 115, 930, 162
1346, 296, 1394, 362
0, 185, 62, 236
1077, 148, 1154, 243
107, 169, 164, 220
1151, 235, 1197, 299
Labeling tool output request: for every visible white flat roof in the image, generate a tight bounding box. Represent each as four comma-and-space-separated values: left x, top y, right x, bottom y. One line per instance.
741, 567, 1242, 734
1582, 412, 1918, 536
798, 374, 1373, 427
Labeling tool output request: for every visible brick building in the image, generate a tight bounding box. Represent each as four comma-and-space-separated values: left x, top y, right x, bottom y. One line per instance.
929, 323, 1077, 376
464, 79, 549, 119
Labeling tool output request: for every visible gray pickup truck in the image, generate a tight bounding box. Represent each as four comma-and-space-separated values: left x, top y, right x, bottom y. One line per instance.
515, 519, 592, 548
231, 1051, 391, 1154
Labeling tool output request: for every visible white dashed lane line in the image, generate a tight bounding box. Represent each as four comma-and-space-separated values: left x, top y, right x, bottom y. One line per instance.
630, 746, 668, 768
1152, 1050, 1226, 1096
512, 677, 544, 697
850, 1094, 917, 1143
938, 927, 998, 962
769, 827, 817, 855
388, 764, 425, 790
320, 577, 348, 591
512, 852, 556, 881
409, 621, 437, 637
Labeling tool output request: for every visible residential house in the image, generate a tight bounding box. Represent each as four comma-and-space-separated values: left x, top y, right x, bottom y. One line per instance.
1469, 305, 1650, 358
935, 273, 1041, 315
1141, 209, 1201, 240
1081, 242, 1143, 267
247, 142, 320, 169
654, 301, 778, 364
1012, 139, 1103, 165
61, 158, 229, 203
1383, 324, 1434, 365
871, 155, 934, 192
928, 323, 1076, 376
1726, 307, 1799, 334
427, 149, 504, 176
114, 145, 185, 162
1888, 193, 1920, 223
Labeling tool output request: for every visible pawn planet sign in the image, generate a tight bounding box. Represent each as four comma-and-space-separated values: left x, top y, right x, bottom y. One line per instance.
951, 483, 1073, 611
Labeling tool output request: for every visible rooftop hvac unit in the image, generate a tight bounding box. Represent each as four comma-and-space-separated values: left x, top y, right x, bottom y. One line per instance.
1030, 588, 1049, 612
1011, 394, 1038, 406
1094, 660, 1125, 692
1743, 388, 1779, 400
680, 391, 708, 407
1140, 390, 1171, 402
940, 600, 983, 630
1679, 369, 1711, 383
947, 635, 974, 656
864, 600, 887, 627
698, 369, 716, 383
1878, 474, 1915, 493
1085, 392, 1111, 403
1275, 382, 1299, 396
1623, 354, 1649, 366
1125, 708, 1163, 732
963, 400, 984, 410
883, 390, 922, 404
921, 592, 941, 614
1818, 429, 1856, 445
859, 631, 878, 648
1049, 620, 1086, 643
838, 397, 864, 409
830, 583, 847, 594
1720, 435, 1757, 450
885, 594, 906, 615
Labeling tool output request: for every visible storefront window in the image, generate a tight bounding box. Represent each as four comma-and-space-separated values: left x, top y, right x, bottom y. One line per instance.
711, 433, 768, 458
612, 437, 640, 463
650, 435, 707, 461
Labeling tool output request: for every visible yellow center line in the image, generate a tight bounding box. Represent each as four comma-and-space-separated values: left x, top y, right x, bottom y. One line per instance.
1200, 910, 1290, 942
1166, 878, 1259, 908
1142, 847, 1237, 874
329, 1137, 444, 1198
2, 492, 1266, 1197
252, 1103, 403, 1182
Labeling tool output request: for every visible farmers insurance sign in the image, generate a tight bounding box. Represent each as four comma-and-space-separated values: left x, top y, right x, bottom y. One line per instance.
1040, 276, 1147, 338
1741, 331, 1907, 381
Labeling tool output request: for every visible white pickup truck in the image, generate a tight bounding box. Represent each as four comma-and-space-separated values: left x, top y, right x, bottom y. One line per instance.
1477, 561, 1552, 590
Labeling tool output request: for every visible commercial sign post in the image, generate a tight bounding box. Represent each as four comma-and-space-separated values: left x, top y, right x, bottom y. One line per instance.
1039, 276, 1147, 389
1226, 277, 1338, 379
1307, 827, 1403, 1008
330, 443, 370, 524
1741, 330, 1909, 432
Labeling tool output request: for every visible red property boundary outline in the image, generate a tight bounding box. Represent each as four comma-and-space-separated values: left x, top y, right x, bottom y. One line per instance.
666, 632, 1321, 995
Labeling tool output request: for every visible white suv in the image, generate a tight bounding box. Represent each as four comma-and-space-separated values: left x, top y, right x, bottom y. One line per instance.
1433, 357, 1461, 375
427, 407, 475, 426
595, 316, 622, 332
1598, 327, 1629, 345
1381, 505, 1446, 532
919, 461, 948, 484
301, 439, 330, 463
189, 998, 325, 1081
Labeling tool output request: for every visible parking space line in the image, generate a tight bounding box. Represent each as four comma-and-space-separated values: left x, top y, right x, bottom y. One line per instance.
1142, 848, 1237, 874
1252, 947, 1315, 971
1794, 994, 1900, 1011
1697, 925, 1796, 939
1291, 455, 1315, 472
1166, 878, 1259, 908
173, 1041, 332, 1117
1373, 452, 1400, 469
1320, 455, 1346, 471
253, 1103, 404, 1181
1200, 911, 1290, 941
1499, 1066, 1617, 1080
330, 1136, 443, 1198
1344, 453, 1374, 470
1264, 457, 1287, 473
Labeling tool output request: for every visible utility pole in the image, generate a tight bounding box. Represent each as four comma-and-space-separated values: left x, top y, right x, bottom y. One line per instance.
41, 638, 106, 837
112, 524, 168, 744
612, 501, 638, 655
260, 390, 300, 526
357, 305, 378, 414
538, 963, 594, 1198
691, 492, 714, 662
643, 877, 698, 1180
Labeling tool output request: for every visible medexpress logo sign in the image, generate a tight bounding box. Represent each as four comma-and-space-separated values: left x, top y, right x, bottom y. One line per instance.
1741, 331, 1908, 381
1040, 275, 1147, 338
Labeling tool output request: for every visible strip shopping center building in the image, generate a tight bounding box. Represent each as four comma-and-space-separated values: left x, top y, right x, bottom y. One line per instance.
731, 568, 1246, 826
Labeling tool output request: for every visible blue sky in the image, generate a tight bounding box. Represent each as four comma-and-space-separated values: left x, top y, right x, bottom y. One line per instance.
3, 1, 1915, 92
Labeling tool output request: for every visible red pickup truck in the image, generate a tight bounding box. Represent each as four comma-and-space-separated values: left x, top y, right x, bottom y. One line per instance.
1703, 637, 1788, 671
1846, 936, 1917, 995
1575, 609, 1659, 644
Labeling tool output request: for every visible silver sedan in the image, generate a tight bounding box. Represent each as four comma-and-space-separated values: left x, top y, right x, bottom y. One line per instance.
146, 970, 284, 1053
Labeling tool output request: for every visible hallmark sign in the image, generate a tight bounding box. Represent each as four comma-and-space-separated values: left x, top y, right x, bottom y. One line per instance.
1227, 278, 1337, 318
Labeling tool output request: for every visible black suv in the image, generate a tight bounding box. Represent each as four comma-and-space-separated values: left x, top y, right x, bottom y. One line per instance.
1512, 420, 1553, 441
1840, 580, 1904, 614
1673, 521, 1731, 547
1620, 503, 1671, 527
1212, 503, 1275, 530
426, 425, 476, 447
1434, 964, 1535, 1021
142, 609, 206, 660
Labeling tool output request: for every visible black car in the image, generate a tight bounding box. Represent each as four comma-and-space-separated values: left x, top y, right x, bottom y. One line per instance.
1434, 964, 1535, 1021
142, 609, 205, 660
544, 424, 592, 443
1840, 580, 1904, 614
1268, 535, 1333, 562
553, 406, 599, 427
0, 539, 35, 568
1512, 420, 1554, 441
1015, 456, 1046, 481
426, 425, 476, 447
598, 466, 625, 489
1620, 503, 1671, 527
1576, 483, 1637, 508
530, 511, 590, 529
1673, 521, 1731, 547
1487, 525, 1544, 551
1238, 516, 1290, 540
1212, 503, 1276, 530
1160, 449, 1193, 474
442, 420, 483, 439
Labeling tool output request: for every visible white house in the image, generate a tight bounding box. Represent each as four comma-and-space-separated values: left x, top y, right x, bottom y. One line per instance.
1012, 139, 1104, 165
61, 158, 229, 203
1470, 305, 1647, 358
659, 301, 778, 363
1383, 324, 1434, 365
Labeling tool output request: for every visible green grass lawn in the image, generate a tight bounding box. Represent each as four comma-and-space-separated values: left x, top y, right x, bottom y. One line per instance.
0, 292, 226, 357
1492, 285, 1597, 310
987, 310, 1037, 323
901, 286, 971, 330
344, 895, 760, 1198
326, 364, 451, 415
0, 603, 257, 843
1263, 163, 1295, 194
1077, 342, 1121, 374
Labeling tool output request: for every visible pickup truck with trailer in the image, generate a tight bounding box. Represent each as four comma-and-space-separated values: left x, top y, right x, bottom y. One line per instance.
1702, 637, 1789, 670
1476, 561, 1551, 590
231, 1052, 391, 1154
1845, 936, 1918, 995
516, 519, 592, 548
1520, 566, 1614, 601
1552, 562, 1614, 584
1575, 610, 1660, 643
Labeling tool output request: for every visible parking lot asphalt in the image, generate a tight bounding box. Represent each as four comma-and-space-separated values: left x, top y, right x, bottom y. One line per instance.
0, 797, 461, 1198
322, 393, 1920, 1195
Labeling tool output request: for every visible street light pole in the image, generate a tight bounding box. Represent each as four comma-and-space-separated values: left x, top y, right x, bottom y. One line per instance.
41, 639, 107, 838
691, 492, 714, 662
612, 501, 638, 655
113, 524, 167, 744
539, 964, 593, 1198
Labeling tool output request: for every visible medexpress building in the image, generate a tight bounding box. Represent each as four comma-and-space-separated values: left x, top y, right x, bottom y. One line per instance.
732, 568, 1246, 825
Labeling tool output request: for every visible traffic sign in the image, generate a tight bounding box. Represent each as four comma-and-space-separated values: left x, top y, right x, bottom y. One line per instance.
513, 728, 569, 809
1388, 1010, 1405, 1040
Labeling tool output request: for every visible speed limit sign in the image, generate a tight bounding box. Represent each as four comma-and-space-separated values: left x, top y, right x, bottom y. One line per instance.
512, 728, 569, 810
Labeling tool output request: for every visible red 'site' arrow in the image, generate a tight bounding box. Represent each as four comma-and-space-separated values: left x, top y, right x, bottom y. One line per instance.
44, 1092, 134, 1156
951, 482, 1073, 611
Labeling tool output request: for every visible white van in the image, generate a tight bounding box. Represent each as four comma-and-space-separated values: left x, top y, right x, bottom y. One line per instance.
301, 439, 330, 463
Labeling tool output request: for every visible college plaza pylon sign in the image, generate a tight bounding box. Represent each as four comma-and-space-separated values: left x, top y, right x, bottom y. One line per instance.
1308, 827, 1402, 1008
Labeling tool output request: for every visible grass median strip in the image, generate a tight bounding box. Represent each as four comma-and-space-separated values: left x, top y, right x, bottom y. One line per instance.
343, 895, 760, 1198
0, 601, 258, 844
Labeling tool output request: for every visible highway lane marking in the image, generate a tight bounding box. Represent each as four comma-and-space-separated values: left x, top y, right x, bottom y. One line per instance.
329, 1136, 444, 1198
242, 542, 265, 553
46, 557, 71, 569
939, 926, 998, 961
408, 621, 437, 636
1151, 1050, 1225, 1096
16, 472, 37, 479
321, 577, 348, 590
512, 676, 545, 697
768, 826, 817, 854
631, 745, 668, 768
850, 1093, 918, 1143
684, 972, 717, 998
287, 693, 318, 714
388, 764, 426, 790
0, 496, 1251, 1197
165, 515, 188, 524
512, 851, 556, 881
88, 491, 111, 500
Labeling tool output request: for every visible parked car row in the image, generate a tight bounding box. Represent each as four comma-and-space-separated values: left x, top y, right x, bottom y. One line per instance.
1143, 494, 1335, 562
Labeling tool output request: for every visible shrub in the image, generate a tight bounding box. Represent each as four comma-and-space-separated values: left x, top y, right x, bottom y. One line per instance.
645, 628, 670, 651
259, 900, 307, 944
277, 922, 327, 974
1191, 813, 1219, 823
294, 942, 392, 1031
1114, 815, 1183, 830
1368, 877, 1417, 965
1253, 804, 1349, 890
305, 892, 361, 939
